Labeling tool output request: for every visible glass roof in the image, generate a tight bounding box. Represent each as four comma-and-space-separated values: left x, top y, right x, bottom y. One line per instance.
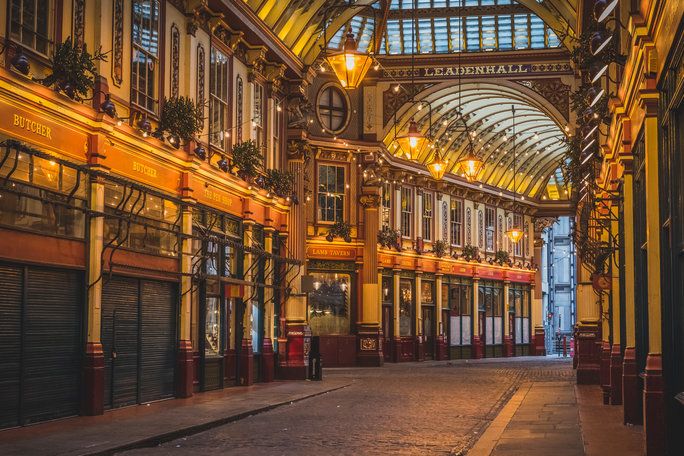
328, 0, 560, 55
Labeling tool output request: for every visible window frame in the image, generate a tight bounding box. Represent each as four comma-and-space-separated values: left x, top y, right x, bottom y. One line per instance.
400, 186, 414, 239
450, 198, 463, 247
316, 162, 347, 224
316, 82, 351, 135
485, 205, 496, 252
208, 44, 230, 151
422, 191, 433, 242
130, 0, 163, 116
8, 0, 55, 57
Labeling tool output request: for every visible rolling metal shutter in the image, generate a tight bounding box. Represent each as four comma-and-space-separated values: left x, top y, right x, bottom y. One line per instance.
23, 267, 82, 425
102, 276, 140, 409
140, 280, 177, 403
0, 265, 22, 428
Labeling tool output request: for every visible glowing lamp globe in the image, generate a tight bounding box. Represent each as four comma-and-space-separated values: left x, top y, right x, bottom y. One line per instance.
395, 119, 429, 160
324, 30, 373, 90
506, 226, 524, 244
427, 150, 448, 180
455, 153, 484, 182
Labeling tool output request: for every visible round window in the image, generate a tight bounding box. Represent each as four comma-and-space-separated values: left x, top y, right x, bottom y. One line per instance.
316, 84, 350, 134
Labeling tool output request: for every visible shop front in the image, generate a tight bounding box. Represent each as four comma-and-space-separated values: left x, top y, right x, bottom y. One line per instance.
381, 272, 394, 362
307, 260, 357, 367
446, 277, 473, 360
190, 206, 242, 391
509, 283, 531, 356
397, 272, 416, 362
480, 280, 505, 358
420, 276, 436, 360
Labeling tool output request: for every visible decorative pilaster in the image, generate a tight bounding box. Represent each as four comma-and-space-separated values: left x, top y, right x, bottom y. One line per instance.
392, 269, 402, 362
472, 278, 483, 359
415, 271, 425, 361
176, 202, 194, 397
83, 171, 105, 415
278, 138, 311, 380
531, 240, 546, 356
239, 221, 255, 386
357, 188, 383, 367
262, 227, 276, 382
503, 280, 513, 357
435, 274, 447, 360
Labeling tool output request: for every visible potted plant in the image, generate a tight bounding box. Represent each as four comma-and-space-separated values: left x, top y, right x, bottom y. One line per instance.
157, 96, 204, 147
39, 36, 108, 101
326, 220, 352, 243
461, 244, 479, 262
231, 140, 263, 181
264, 169, 295, 198
495, 250, 511, 266
378, 226, 401, 250
432, 239, 449, 258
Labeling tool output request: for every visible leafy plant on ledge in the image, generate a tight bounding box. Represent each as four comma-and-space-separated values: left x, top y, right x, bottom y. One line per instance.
231, 140, 263, 181
326, 220, 352, 243
495, 250, 511, 266
432, 239, 449, 258
157, 96, 204, 147
461, 245, 480, 262
39, 36, 108, 101
378, 226, 401, 251
264, 169, 295, 198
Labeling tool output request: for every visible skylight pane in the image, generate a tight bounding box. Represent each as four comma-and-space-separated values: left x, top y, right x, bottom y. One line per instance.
418, 18, 434, 53
328, 27, 345, 50
449, 17, 464, 52
390, 0, 401, 9
530, 15, 545, 48
417, 0, 432, 8
434, 17, 449, 53
547, 26, 561, 47
514, 14, 530, 49
497, 15, 513, 50
386, 20, 402, 54
433, 0, 447, 6
402, 19, 416, 54
481, 0, 495, 5
481, 16, 496, 50
466, 16, 480, 51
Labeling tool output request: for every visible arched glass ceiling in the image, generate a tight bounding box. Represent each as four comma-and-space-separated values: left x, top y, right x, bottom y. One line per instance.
382, 82, 570, 200
327, 0, 561, 55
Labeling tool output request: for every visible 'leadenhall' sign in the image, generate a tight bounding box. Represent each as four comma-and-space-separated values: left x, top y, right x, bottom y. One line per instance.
382, 63, 571, 79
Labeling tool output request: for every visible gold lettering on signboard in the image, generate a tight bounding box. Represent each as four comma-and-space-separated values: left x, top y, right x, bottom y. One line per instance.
13, 114, 52, 139
203, 188, 234, 207
132, 161, 158, 178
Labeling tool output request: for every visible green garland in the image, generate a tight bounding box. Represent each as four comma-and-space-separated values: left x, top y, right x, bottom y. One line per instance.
432, 239, 449, 258
461, 244, 479, 262
495, 250, 511, 266
264, 169, 295, 197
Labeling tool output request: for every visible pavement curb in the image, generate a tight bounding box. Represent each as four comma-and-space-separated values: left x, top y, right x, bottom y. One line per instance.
85, 383, 351, 456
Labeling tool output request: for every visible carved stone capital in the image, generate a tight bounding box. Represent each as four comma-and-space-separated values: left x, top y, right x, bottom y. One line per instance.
287, 139, 311, 161
359, 194, 381, 209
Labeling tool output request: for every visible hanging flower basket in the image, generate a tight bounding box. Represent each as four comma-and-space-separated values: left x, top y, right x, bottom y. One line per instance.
433, 239, 449, 258
157, 96, 204, 146
495, 250, 511, 266
326, 220, 352, 243
231, 140, 263, 181
264, 169, 295, 198
461, 245, 480, 262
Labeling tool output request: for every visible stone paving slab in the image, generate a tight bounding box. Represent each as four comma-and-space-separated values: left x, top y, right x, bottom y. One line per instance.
0, 380, 350, 456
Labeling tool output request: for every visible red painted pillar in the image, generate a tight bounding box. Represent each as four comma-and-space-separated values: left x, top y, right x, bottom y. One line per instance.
261, 338, 275, 382
82, 342, 104, 415
622, 347, 642, 424
600, 340, 612, 404
176, 340, 194, 397
609, 344, 623, 405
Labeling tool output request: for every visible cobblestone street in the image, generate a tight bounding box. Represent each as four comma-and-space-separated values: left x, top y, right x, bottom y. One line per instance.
120, 358, 575, 456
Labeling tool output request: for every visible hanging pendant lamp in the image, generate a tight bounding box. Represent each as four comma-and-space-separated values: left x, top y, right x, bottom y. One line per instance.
324, 28, 374, 89
506, 105, 524, 244
427, 148, 448, 180
395, 118, 430, 160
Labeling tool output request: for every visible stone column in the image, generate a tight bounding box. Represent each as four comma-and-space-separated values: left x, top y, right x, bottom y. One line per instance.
575, 256, 601, 385
415, 271, 425, 361
239, 221, 255, 386
261, 227, 276, 382
279, 139, 311, 380
357, 188, 383, 367
435, 274, 447, 360
472, 277, 483, 359
642, 100, 664, 455
83, 172, 105, 415
393, 269, 402, 362
621, 169, 640, 424
503, 280, 513, 357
